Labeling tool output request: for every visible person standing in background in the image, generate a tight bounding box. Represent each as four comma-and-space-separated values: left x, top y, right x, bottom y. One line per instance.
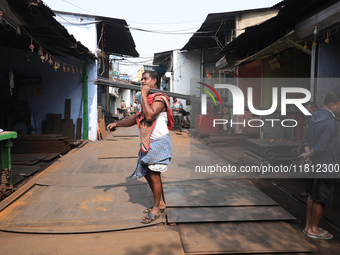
299, 91, 340, 240
121, 100, 126, 116
171, 97, 183, 132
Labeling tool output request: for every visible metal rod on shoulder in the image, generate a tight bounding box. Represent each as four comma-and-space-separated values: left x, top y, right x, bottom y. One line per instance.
95, 77, 303, 114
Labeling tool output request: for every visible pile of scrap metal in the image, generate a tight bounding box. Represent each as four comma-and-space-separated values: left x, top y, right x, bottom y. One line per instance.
243, 139, 300, 166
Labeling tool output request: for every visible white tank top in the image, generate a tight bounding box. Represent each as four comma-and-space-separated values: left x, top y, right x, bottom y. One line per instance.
150, 112, 169, 140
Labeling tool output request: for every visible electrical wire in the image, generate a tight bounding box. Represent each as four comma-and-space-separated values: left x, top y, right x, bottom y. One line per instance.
50, 13, 209, 35
127, 25, 208, 35
33, 6, 89, 53
62, 0, 96, 15
128, 19, 204, 25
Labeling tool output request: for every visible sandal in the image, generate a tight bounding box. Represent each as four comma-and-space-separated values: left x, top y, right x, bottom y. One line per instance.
143, 206, 166, 214
303, 228, 328, 235
307, 231, 333, 240
141, 212, 160, 224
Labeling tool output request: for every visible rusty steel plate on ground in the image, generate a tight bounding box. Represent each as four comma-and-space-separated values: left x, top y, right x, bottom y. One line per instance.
0, 229, 185, 255
37, 157, 142, 186
99, 138, 140, 159
108, 126, 139, 137
165, 140, 248, 180
37, 172, 147, 187
178, 222, 315, 254
167, 206, 294, 223
163, 179, 277, 207
0, 184, 164, 233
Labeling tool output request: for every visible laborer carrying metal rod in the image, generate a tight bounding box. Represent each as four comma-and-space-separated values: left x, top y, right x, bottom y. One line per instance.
106, 71, 174, 224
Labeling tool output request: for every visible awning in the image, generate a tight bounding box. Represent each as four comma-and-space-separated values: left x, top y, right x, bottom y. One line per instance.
54, 11, 139, 57
221, 0, 336, 67
0, 0, 139, 62
0, 0, 96, 62
181, 7, 279, 51
153, 50, 174, 65
232, 31, 311, 67
97, 17, 139, 57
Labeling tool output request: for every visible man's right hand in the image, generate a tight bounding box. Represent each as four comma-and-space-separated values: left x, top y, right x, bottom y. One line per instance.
298, 152, 312, 166
107, 123, 117, 133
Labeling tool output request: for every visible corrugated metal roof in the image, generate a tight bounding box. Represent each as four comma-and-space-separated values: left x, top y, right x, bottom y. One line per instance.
0, 0, 95, 62
153, 50, 174, 65
56, 11, 139, 57
0, 0, 139, 63
223, 0, 337, 66
181, 7, 280, 51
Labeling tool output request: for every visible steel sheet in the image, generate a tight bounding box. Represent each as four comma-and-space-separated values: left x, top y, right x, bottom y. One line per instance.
0, 229, 184, 255
11, 175, 25, 185
178, 222, 315, 254
0, 184, 164, 233
12, 165, 41, 177
99, 137, 140, 158
167, 206, 294, 223
163, 179, 277, 207
109, 126, 139, 137
37, 157, 141, 186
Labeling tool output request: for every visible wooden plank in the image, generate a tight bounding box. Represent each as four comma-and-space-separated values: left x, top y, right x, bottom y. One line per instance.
61, 119, 74, 140
52, 114, 62, 134
97, 121, 101, 140
167, 206, 295, 223
178, 222, 315, 254
98, 117, 108, 140
41, 120, 46, 134
76, 118, 82, 140
45, 113, 54, 134
65, 99, 71, 120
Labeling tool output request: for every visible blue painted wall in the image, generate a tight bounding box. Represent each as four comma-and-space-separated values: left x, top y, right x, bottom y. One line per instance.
0, 45, 92, 138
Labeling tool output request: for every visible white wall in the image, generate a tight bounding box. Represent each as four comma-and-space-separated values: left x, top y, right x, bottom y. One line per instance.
172, 50, 201, 112
122, 89, 131, 108
56, 13, 98, 140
